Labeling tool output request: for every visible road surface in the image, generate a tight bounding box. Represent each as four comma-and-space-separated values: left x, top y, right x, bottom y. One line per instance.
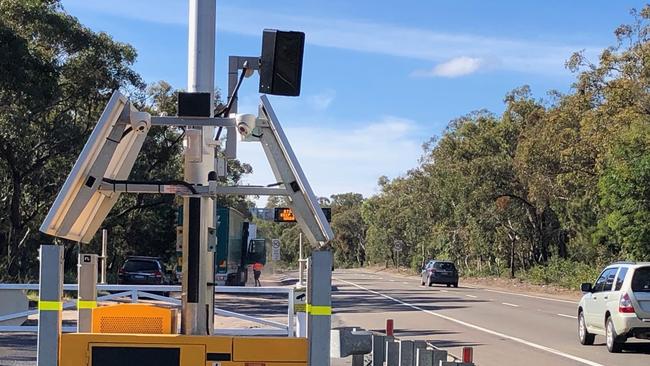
332, 269, 650, 366
2, 269, 649, 366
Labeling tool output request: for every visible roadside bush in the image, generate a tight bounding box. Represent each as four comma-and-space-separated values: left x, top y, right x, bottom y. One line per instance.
521, 258, 601, 290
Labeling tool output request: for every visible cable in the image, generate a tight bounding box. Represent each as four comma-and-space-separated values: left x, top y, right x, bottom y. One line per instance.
120, 126, 133, 141
215, 65, 249, 141
102, 177, 197, 194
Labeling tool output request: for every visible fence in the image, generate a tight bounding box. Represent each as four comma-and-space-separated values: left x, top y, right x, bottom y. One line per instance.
0, 284, 295, 336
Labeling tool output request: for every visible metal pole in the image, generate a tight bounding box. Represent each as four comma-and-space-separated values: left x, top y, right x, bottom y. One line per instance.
36, 245, 63, 366
100, 229, 107, 284
308, 251, 332, 366
298, 233, 303, 285
182, 0, 216, 335
77, 254, 97, 332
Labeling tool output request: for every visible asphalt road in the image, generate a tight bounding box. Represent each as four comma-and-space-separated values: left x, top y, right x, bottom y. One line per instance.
2, 270, 649, 366
331, 269, 650, 366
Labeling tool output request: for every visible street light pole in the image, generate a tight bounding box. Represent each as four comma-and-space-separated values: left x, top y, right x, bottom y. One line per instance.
182, 0, 216, 335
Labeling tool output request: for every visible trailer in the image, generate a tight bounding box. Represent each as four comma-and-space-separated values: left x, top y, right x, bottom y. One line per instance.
214, 206, 266, 286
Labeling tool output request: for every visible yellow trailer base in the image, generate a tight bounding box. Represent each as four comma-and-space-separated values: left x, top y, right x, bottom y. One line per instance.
60, 333, 308, 366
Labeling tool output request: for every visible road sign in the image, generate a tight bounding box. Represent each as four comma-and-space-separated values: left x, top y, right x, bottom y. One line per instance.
271, 239, 281, 261
393, 240, 404, 252
294, 287, 306, 313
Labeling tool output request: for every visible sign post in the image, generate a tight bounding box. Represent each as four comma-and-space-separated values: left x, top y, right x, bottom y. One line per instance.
271, 239, 281, 261
393, 240, 404, 272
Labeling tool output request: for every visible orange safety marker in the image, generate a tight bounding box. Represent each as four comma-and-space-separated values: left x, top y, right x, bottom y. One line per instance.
386, 319, 394, 337
462, 347, 473, 363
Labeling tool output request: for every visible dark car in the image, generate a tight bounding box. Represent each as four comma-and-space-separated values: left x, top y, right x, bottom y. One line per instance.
118, 256, 171, 285
421, 260, 459, 288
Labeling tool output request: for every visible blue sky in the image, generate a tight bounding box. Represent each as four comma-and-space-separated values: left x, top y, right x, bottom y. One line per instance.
62, 0, 645, 201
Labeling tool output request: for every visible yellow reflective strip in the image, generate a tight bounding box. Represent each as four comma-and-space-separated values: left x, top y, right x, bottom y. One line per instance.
77, 300, 97, 309
306, 304, 332, 315
38, 301, 62, 311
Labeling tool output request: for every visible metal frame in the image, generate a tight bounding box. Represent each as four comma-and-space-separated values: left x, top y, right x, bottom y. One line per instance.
0, 284, 296, 337
256, 96, 334, 246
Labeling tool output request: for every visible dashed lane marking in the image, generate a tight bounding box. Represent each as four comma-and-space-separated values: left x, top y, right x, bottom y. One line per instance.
557, 313, 578, 319
502, 302, 519, 307
465, 295, 478, 298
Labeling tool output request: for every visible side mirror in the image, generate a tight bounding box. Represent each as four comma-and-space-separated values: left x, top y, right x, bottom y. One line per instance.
580, 283, 592, 292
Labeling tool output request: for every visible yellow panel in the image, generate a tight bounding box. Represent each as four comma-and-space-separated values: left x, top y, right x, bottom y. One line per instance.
232, 337, 308, 362
91, 304, 175, 334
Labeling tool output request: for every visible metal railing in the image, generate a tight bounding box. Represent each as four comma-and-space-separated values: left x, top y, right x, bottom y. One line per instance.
0, 284, 295, 336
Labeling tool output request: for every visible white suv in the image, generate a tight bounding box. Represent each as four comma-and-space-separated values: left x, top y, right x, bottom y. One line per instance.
578, 262, 650, 352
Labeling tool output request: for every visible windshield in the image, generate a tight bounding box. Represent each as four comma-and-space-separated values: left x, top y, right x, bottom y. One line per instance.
632, 267, 650, 292
434, 262, 456, 271
123, 260, 159, 272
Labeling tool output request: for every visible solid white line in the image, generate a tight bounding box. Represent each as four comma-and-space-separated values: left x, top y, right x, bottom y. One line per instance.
502, 302, 519, 307
465, 295, 477, 298
557, 313, 578, 319
440, 290, 448, 292
335, 278, 604, 366
402, 282, 409, 285
481, 288, 577, 304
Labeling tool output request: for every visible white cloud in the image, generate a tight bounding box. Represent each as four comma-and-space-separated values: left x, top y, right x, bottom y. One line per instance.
412, 56, 483, 78
62, 0, 601, 76
236, 116, 423, 202
306, 89, 336, 111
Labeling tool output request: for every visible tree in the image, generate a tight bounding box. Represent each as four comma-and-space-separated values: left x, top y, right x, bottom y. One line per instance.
0, 0, 142, 280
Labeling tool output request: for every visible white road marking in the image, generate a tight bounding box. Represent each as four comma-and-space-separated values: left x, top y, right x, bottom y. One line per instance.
335, 278, 605, 366
480, 288, 577, 304
557, 313, 577, 319
465, 295, 477, 298
502, 302, 519, 307
440, 290, 448, 293
402, 282, 409, 285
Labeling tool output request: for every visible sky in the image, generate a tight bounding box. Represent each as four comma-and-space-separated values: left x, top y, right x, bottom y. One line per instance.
61, 0, 646, 203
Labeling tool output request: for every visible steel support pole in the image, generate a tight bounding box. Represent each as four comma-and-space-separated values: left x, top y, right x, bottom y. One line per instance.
182, 0, 216, 335
100, 229, 107, 284
77, 254, 98, 332
36, 245, 63, 366
308, 251, 332, 366
298, 233, 303, 285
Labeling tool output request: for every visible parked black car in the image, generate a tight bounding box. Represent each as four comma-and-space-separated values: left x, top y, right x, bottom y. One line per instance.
118, 256, 172, 285
421, 260, 459, 288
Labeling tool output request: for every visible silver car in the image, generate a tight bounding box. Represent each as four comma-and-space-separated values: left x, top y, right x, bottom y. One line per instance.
578, 262, 650, 352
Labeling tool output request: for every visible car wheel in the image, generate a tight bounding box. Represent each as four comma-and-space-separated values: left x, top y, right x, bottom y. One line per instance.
606, 317, 623, 353
446, 283, 451, 287
453, 282, 458, 288
578, 312, 595, 345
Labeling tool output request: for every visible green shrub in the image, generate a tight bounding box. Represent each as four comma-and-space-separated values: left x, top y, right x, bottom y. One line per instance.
521, 258, 601, 290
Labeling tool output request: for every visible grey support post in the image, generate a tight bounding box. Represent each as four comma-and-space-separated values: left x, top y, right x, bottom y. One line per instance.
371, 334, 388, 366
182, 0, 216, 336
308, 251, 333, 366
415, 348, 434, 366
36, 245, 64, 366
399, 340, 415, 366
433, 350, 448, 365
386, 340, 400, 366
77, 254, 98, 332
